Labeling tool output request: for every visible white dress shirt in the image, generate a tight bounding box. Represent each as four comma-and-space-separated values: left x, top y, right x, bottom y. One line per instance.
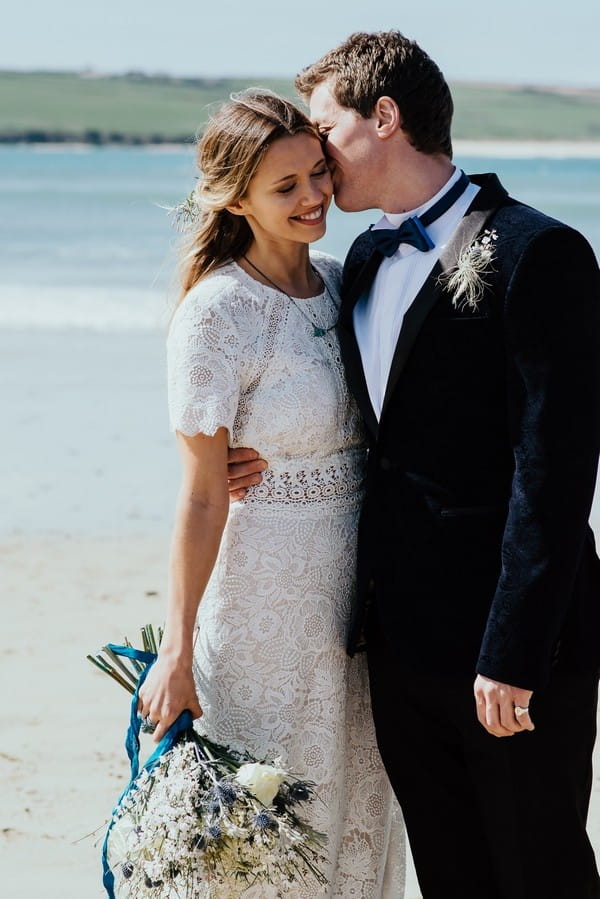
353, 168, 480, 419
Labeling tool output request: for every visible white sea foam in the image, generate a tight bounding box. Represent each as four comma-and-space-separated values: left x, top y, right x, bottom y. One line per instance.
0, 284, 172, 331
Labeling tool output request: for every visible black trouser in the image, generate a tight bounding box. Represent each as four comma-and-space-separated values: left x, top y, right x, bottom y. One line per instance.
367, 613, 600, 899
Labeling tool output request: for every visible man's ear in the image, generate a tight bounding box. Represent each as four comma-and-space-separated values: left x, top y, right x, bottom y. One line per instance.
374, 96, 401, 139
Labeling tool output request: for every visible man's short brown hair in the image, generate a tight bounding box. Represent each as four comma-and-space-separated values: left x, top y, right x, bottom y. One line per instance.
295, 30, 453, 158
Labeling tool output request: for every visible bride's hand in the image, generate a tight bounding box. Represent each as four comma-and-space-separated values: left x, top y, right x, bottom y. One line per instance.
138, 652, 203, 743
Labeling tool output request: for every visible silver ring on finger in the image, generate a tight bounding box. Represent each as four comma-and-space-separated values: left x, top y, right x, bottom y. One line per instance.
140, 715, 158, 734
514, 705, 529, 718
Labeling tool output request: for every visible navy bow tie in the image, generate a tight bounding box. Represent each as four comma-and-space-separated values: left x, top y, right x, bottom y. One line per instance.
369, 170, 471, 257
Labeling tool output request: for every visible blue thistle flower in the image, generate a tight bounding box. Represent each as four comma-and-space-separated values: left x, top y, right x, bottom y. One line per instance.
217, 781, 238, 807
254, 811, 273, 830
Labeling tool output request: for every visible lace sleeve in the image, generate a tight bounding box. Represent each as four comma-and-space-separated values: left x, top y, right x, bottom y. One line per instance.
167, 278, 246, 438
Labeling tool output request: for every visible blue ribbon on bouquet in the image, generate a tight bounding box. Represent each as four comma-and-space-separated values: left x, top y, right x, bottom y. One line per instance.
101, 644, 193, 899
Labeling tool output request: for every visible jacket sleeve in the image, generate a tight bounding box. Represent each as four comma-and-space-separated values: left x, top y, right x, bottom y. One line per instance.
477, 226, 600, 690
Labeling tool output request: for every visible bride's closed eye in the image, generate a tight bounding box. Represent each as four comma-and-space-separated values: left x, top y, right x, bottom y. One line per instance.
277, 167, 329, 193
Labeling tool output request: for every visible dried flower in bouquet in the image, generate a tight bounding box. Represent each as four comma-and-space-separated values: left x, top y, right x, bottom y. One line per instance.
89, 626, 329, 898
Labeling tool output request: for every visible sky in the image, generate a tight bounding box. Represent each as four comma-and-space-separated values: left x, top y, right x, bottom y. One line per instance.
2, 0, 599, 88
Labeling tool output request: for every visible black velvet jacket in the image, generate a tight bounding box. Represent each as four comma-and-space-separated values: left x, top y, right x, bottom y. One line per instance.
341, 173, 600, 690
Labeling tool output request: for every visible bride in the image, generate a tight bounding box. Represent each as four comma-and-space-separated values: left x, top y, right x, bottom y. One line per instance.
137, 89, 404, 898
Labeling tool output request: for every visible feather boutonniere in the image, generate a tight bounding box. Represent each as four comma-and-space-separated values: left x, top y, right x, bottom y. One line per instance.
441, 229, 498, 312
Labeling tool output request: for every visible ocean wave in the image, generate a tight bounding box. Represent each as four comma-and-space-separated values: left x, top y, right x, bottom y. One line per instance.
0, 284, 174, 331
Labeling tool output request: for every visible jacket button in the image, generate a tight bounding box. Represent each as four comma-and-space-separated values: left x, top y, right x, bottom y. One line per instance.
379, 457, 392, 471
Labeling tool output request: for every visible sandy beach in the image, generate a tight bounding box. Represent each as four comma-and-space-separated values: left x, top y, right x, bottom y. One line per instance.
1, 534, 598, 899
1, 329, 599, 898
454, 139, 600, 158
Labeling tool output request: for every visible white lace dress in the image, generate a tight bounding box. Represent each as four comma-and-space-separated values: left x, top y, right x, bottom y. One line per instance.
167, 251, 405, 898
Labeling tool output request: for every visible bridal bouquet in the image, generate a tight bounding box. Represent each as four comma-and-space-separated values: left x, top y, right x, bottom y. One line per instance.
89, 627, 328, 898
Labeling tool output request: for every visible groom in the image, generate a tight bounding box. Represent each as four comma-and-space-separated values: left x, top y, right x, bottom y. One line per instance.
230, 31, 600, 898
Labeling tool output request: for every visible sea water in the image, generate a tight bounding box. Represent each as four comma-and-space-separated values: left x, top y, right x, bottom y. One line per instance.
1, 145, 599, 331
1, 146, 599, 534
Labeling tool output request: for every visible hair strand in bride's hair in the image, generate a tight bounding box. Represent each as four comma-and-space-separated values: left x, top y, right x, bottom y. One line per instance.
177, 90, 318, 302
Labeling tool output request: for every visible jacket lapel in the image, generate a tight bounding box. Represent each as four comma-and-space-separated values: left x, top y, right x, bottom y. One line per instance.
379, 173, 509, 422
339, 248, 383, 438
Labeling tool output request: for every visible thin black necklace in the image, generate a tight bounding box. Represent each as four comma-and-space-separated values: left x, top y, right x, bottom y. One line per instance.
241, 254, 338, 338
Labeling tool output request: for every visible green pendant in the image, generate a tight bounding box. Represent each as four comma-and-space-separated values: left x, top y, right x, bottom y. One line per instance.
313, 326, 326, 337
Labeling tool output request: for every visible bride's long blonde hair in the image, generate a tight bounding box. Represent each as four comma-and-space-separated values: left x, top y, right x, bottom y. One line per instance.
178, 90, 318, 302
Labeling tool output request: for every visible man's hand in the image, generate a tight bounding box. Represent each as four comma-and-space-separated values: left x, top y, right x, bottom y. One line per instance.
474, 674, 534, 737
227, 447, 267, 501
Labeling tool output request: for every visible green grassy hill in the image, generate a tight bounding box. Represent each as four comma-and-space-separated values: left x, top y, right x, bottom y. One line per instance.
1, 70, 599, 143
451, 83, 600, 141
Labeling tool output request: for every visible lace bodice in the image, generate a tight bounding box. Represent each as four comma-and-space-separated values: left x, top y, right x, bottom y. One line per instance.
167, 252, 365, 502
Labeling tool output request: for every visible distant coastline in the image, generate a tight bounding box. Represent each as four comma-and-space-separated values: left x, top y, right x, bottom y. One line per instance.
4, 138, 600, 159
453, 139, 600, 158
2, 70, 599, 145
0, 129, 193, 145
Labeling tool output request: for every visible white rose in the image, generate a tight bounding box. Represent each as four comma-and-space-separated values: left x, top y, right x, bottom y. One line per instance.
107, 812, 146, 865
234, 762, 286, 806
